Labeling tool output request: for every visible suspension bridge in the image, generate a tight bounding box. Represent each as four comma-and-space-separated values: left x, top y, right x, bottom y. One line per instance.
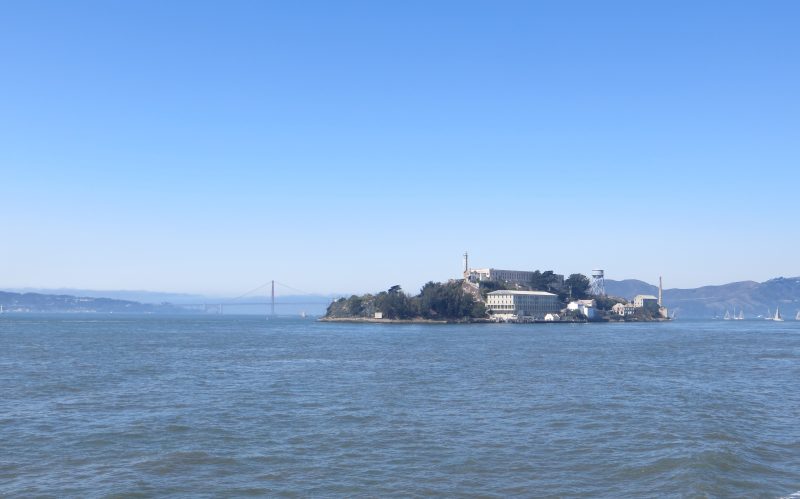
176, 280, 333, 316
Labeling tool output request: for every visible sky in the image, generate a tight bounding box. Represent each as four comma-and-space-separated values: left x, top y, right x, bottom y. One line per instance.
1, 1, 799, 297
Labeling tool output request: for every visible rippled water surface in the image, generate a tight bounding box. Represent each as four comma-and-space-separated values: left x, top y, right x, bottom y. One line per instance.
1, 315, 799, 497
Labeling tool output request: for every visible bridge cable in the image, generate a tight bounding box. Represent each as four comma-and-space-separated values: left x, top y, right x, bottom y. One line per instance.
227, 282, 273, 302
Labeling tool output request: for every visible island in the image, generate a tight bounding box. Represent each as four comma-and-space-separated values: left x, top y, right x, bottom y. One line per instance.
322, 270, 670, 324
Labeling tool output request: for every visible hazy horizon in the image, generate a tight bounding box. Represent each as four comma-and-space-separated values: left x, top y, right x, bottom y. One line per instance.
2, 2, 798, 295
5, 272, 798, 302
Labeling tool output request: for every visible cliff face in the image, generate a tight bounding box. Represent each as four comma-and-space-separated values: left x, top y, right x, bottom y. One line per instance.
461, 280, 483, 303
605, 277, 800, 318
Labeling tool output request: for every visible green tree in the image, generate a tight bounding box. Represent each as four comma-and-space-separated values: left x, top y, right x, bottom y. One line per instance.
375, 285, 415, 319
347, 295, 364, 316
595, 295, 626, 311
564, 273, 591, 299
419, 281, 485, 320
529, 270, 561, 292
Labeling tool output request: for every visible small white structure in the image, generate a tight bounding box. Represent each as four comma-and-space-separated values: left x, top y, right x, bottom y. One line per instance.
634, 295, 658, 308
567, 299, 597, 319
487, 290, 560, 321
544, 313, 560, 322
374, 312, 383, 319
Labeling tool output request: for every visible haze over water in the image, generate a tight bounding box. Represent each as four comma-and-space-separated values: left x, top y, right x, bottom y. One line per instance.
2, 315, 799, 497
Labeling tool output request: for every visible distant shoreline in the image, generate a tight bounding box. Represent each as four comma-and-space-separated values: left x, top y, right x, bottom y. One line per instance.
320, 317, 673, 324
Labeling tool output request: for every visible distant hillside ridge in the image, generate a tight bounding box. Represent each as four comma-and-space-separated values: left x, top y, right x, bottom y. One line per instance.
0, 289, 339, 316
604, 279, 659, 299
2, 288, 210, 304
0, 291, 188, 314
605, 277, 800, 318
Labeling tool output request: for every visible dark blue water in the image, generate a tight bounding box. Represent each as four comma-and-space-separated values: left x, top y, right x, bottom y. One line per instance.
1, 315, 799, 497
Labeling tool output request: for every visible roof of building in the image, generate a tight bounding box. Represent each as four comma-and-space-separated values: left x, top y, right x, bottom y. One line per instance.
488, 290, 557, 296
634, 294, 658, 300
471, 268, 533, 273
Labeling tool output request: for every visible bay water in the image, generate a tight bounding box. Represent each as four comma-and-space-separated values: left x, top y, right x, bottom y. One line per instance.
1, 315, 799, 497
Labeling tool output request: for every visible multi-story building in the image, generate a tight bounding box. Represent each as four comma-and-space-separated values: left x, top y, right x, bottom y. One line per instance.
611, 303, 636, 316
486, 290, 560, 320
466, 268, 564, 287
633, 295, 659, 308
466, 268, 534, 284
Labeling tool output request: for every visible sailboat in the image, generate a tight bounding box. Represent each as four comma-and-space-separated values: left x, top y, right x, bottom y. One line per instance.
736, 309, 744, 320
723, 310, 731, 320
796, 310, 800, 321
765, 308, 773, 321
773, 306, 784, 322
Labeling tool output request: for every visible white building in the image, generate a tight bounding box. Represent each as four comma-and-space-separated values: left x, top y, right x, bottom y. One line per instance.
633, 295, 658, 308
567, 299, 596, 310
612, 303, 636, 316
487, 290, 560, 320
567, 300, 597, 319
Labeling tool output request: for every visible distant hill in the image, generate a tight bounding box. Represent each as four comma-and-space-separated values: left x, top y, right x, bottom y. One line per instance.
0, 288, 336, 316
604, 279, 659, 299
0, 291, 188, 314
606, 277, 800, 319
3, 288, 207, 304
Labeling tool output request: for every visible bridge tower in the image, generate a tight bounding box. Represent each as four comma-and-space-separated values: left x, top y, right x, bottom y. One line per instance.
271, 280, 275, 317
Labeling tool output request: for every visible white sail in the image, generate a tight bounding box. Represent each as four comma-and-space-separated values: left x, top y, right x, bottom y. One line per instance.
737, 310, 744, 320
796, 311, 800, 321
724, 310, 731, 320
774, 306, 784, 322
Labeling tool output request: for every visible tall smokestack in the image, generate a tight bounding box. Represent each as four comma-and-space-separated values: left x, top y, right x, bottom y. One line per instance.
463, 252, 469, 274
658, 276, 663, 307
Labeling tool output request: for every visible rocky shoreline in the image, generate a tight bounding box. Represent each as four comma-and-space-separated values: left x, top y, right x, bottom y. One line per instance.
318, 317, 451, 324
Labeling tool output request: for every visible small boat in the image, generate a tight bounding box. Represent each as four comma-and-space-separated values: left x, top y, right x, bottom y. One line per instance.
765, 308, 773, 321
736, 309, 744, 320
774, 306, 784, 322
796, 310, 800, 321
723, 310, 731, 320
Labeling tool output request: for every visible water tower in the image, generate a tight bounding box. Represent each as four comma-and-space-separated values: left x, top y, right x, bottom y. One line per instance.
591, 269, 606, 296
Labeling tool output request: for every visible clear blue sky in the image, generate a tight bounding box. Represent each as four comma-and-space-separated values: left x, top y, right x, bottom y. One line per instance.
1, 1, 798, 296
